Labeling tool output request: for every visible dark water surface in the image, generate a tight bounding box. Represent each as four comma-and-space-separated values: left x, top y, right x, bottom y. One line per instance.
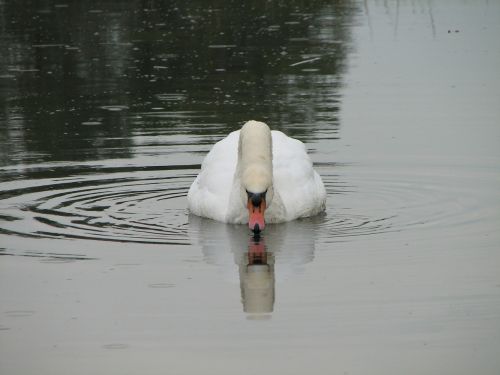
1, 1, 500, 374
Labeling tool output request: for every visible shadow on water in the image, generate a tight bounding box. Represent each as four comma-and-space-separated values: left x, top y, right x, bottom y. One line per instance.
0, 0, 364, 266
0, 0, 390, 318
1, 0, 500, 372
0, 0, 359, 168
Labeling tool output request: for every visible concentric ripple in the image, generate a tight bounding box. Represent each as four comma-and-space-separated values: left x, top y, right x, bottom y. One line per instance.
0, 168, 194, 245
317, 162, 500, 243
1, 161, 498, 248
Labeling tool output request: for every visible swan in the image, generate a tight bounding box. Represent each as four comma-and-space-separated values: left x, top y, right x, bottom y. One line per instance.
187, 120, 326, 233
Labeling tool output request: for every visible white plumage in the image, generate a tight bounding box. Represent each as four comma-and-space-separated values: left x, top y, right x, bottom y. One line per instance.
187, 120, 326, 225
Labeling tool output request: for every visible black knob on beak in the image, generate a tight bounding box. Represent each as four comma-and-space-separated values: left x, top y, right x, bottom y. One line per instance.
252, 223, 261, 234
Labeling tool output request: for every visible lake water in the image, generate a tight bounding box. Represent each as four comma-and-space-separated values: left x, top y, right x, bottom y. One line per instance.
1, 1, 500, 374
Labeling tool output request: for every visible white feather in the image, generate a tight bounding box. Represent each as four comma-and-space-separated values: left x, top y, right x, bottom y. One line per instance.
187, 121, 326, 224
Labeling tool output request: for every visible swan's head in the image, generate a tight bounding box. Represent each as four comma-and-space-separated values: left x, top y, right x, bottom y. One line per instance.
239, 121, 274, 233
243, 167, 274, 234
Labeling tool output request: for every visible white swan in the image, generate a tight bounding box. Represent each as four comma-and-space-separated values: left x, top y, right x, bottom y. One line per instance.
187, 120, 326, 232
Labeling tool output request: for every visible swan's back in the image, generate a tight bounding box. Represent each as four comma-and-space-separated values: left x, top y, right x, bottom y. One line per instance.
187, 131, 239, 222
271, 130, 326, 221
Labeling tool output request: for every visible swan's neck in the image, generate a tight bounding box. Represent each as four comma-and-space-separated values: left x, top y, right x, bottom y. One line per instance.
237, 121, 272, 193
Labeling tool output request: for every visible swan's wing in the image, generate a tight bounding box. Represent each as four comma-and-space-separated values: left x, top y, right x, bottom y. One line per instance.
271, 130, 326, 220
187, 131, 239, 222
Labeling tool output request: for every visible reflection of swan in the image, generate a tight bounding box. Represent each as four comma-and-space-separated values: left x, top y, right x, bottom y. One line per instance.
240, 237, 275, 315
187, 121, 326, 232
189, 215, 321, 314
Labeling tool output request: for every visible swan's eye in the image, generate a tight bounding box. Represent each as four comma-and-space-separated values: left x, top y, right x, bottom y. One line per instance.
246, 190, 267, 207
262, 190, 267, 200
246, 189, 267, 198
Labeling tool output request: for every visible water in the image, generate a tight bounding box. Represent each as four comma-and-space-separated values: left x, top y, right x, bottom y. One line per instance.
1, 1, 500, 374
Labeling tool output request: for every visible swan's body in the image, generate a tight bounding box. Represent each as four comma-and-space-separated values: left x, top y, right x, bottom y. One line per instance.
187, 121, 326, 231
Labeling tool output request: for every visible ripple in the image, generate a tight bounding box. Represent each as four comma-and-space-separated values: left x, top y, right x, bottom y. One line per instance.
102, 343, 128, 350
318, 163, 500, 242
0, 248, 95, 261
99, 105, 129, 112
0, 168, 193, 245
4, 310, 36, 318
0, 162, 497, 248
148, 282, 175, 288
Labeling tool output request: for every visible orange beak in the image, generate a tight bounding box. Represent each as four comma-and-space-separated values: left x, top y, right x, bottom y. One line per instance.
247, 198, 266, 233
